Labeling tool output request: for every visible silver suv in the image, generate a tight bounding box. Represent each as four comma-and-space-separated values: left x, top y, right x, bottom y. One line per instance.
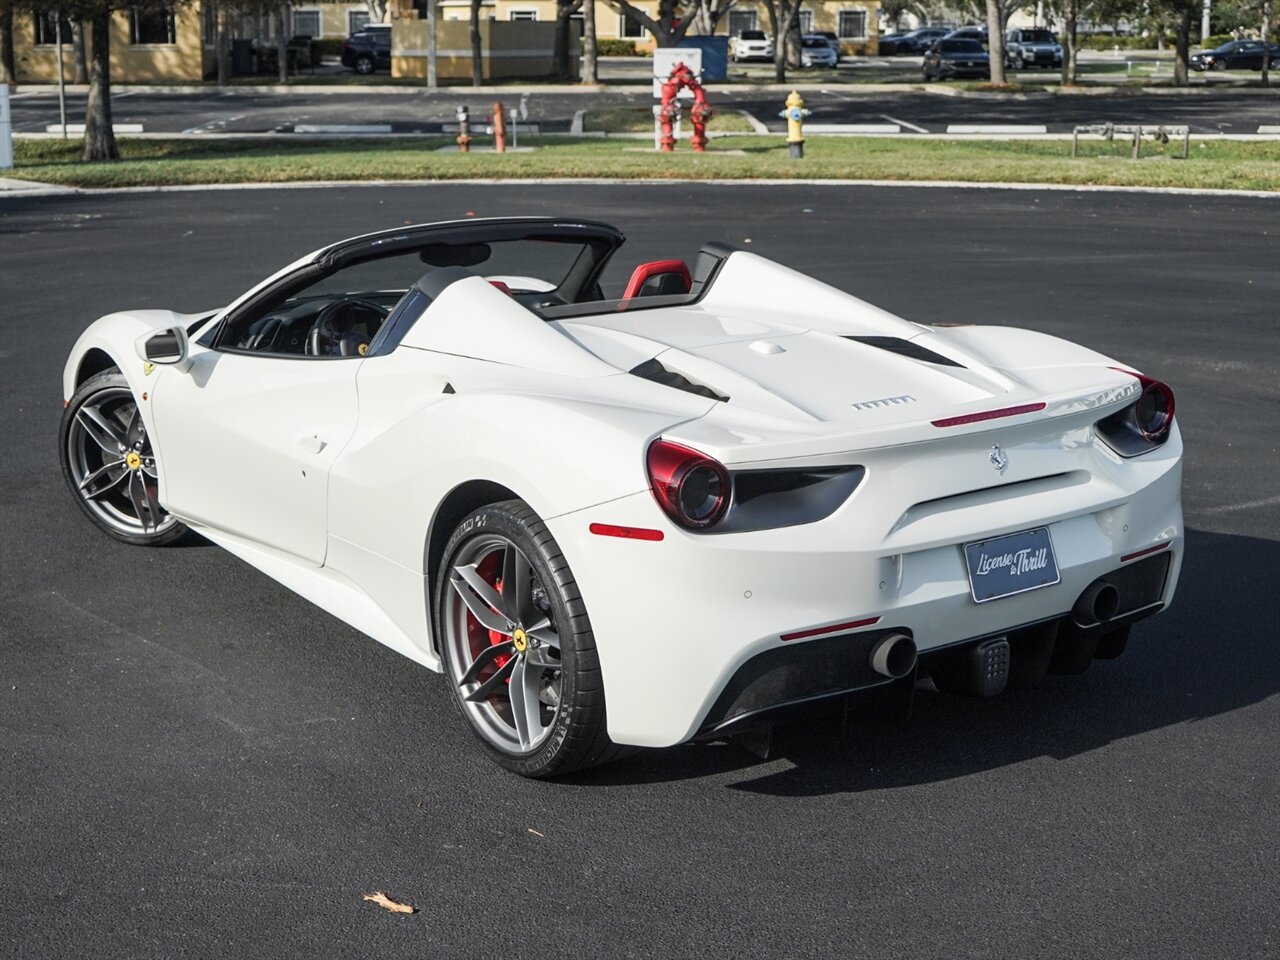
1005, 28, 1063, 69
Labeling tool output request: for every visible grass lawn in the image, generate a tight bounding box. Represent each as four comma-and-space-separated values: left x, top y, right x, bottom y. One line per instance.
9, 135, 1280, 191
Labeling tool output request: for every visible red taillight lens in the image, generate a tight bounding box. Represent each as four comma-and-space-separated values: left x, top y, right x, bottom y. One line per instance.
646, 439, 730, 530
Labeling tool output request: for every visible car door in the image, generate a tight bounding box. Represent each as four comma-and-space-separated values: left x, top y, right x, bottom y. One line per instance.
150, 349, 360, 565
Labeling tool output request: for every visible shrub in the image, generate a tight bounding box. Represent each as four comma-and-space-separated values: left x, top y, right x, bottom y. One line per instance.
593, 39, 641, 56
1078, 34, 1175, 50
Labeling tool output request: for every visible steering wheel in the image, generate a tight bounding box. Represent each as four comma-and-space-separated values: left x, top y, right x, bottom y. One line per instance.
306, 297, 391, 357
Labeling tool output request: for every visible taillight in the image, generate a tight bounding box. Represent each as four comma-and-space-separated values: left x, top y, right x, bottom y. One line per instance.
1132, 374, 1175, 441
646, 439, 730, 530
1096, 369, 1176, 456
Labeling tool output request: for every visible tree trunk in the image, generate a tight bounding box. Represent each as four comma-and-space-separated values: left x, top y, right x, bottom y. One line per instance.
366, 0, 388, 22
582, 0, 596, 83
985, 0, 1006, 83
72, 19, 88, 84
766, 1, 783, 82
216, 4, 230, 86
1173, 7, 1191, 85
82, 7, 117, 161
1061, 0, 1077, 84
786, 13, 801, 68
1262, 1, 1272, 87
0, 0, 15, 87
470, 0, 482, 86
551, 0, 574, 78
277, 2, 289, 84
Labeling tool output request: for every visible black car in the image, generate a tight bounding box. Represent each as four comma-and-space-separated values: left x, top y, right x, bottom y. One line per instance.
923, 38, 991, 81
341, 24, 392, 75
879, 27, 949, 55
1190, 39, 1280, 71
944, 25, 988, 45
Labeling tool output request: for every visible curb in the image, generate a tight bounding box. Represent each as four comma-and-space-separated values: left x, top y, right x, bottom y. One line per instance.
3, 177, 1277, 200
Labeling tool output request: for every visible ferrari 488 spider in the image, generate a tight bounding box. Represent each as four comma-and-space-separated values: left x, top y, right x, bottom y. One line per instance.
60, 217, 1183, 777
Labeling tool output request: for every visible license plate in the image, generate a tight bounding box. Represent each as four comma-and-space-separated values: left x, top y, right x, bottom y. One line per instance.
964, 527, 1060, 603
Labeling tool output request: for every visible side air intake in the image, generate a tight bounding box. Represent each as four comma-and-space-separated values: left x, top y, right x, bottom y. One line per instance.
844, 336, 964, 368
630, 358, 729, 403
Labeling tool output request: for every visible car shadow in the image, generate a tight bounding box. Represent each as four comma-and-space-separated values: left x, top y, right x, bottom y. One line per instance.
561, 526, 1280, 792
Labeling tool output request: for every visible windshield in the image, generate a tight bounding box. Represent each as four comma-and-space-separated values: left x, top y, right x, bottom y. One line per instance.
1021, 30, 1056, 42
740, 31, 766, 40
802, 38, 827, 47
941, 40, 984, 52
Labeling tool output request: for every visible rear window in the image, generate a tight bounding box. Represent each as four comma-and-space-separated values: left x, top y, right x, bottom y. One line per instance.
941, 40, 983, 52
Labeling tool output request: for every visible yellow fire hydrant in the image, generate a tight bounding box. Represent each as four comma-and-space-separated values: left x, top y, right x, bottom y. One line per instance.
780, 90, 810, 160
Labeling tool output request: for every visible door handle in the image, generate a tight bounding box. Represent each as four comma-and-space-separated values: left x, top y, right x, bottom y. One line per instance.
298, 435, 327, 454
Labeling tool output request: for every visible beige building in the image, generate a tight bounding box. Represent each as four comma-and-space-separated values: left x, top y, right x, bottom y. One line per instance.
11, 6, 211, 83
7, 0, 876, 84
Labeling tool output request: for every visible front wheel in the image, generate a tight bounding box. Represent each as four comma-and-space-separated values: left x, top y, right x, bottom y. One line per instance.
436, 500, 621, 777
59, 370, 188, 546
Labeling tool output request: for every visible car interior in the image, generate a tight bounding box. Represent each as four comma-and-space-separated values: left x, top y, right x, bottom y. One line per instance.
207, 220, 735, 359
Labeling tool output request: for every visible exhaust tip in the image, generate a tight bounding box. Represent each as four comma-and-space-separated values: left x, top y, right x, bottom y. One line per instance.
870, 633, 917, 679
1073, 580, 1120, 627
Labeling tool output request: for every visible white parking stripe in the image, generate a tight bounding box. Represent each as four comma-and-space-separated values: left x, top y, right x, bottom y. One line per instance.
1259, 125, 1280, 134
882, 113, 928, 133
947, 124, 1049, 134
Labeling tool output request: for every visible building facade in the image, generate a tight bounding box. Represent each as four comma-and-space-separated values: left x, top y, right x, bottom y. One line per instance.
7, 0, 877, 84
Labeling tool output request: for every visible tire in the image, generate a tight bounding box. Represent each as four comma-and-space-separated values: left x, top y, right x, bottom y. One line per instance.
436, 499, 623, 778
1211, 59, 1226, 71
354, 54, 375, 75
59, 370, 188, 546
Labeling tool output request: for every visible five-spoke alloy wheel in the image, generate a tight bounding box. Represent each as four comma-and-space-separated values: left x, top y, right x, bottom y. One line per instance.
59, 371, 187, 546
437, 500, 619, 777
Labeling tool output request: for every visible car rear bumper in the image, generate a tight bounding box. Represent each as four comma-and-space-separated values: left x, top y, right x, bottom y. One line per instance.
549, 432, 1183, 748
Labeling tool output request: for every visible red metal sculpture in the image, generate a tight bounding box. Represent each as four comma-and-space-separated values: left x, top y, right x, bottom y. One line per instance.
658, 61, 714, 153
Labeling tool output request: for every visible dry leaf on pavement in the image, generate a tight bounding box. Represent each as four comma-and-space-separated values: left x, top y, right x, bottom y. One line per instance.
363, 891, 416, 914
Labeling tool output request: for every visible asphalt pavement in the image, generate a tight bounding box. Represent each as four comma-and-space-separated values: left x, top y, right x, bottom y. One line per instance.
7, 86, 1279, 135
1, 183, 1278, 959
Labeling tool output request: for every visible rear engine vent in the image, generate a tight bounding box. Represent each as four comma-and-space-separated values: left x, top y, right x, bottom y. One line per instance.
630, 358, 728, 403
844, 336, 964, 368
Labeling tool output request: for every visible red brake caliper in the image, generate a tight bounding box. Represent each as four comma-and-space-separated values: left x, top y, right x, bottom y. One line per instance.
487, 577, 511, 673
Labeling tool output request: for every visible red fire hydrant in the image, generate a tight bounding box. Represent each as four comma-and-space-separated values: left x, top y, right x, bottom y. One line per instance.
658, 61, 713, 154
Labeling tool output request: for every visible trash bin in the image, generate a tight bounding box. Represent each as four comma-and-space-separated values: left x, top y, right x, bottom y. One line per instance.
677, 36, 729, 81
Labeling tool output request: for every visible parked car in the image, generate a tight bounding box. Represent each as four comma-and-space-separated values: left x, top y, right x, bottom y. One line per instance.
811, 30, 842, 55
944, 25, 988, 46
879, 27, 949, 55
59, 216, 1184, 778
923, 38, 991, 80
1190, 39, 1280, 71
340, 23, 392, 75
731, 29, 774, 62
1005, 27, 1063, 68
800, 34, 839, 68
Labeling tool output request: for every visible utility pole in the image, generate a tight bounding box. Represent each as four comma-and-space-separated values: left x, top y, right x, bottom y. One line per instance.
427, 0, 437, 88
1202, 0, 1211, 42
55, 9, 68, 138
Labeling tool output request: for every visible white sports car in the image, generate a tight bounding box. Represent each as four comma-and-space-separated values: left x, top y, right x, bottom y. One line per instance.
60, 217, 1184, 777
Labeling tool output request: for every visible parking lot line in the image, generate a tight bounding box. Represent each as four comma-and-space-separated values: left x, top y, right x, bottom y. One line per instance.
883, 114, 928, 133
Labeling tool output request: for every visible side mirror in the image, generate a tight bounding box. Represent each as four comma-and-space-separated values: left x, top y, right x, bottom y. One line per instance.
135, 325, 191, 372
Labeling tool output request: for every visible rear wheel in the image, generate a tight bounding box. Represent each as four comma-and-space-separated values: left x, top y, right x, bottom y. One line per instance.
354, 54, 375, 75
59, 370, 187, 546
436, 500, 621, 778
